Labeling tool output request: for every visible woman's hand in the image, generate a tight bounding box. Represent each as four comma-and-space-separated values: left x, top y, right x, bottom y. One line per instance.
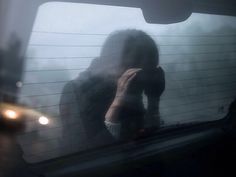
114, 68, 142, 106
105, 68, 142, 123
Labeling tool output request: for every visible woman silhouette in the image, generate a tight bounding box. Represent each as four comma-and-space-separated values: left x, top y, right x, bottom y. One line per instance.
60, 29, 165, 148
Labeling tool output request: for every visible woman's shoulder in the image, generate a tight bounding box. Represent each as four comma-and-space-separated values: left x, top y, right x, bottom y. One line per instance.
73, 71, 101, 90
157, 66, 165, 75
61, 80, 74, 93
60, 71, 90, 94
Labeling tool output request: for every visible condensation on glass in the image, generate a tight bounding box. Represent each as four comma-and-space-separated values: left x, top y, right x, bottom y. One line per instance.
16, 2, 236, 163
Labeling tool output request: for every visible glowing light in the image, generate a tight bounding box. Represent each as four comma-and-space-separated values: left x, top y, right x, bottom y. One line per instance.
38, 116, 49, 125
3, 110, 18, 119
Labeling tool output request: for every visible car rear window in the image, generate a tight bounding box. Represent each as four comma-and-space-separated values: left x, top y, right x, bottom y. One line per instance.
16, 2, 236, 163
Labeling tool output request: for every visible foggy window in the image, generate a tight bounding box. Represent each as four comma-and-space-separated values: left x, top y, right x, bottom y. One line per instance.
17, 2, 236, 163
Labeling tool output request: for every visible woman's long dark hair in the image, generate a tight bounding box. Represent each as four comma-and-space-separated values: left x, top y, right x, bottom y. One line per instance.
87, 29, 159, 77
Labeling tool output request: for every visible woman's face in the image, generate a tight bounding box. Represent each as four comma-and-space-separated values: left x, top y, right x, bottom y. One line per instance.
100, 66, 126, 82
122, 44, 157, 71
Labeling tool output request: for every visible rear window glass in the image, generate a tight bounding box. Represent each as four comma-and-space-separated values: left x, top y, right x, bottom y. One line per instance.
16, 2, 236, 163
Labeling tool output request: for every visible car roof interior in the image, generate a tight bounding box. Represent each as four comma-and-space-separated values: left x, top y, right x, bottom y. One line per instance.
1, 0, 236, 55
